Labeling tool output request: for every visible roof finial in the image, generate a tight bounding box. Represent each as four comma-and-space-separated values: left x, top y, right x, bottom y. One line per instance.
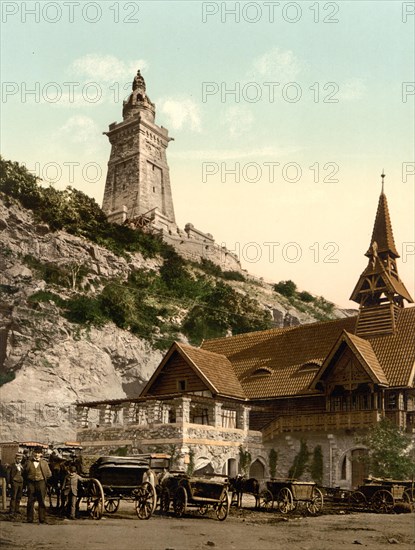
381, 170, 385, 194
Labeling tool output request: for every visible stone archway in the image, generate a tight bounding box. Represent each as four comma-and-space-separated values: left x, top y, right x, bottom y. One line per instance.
338, 446, 369, 489
249, 458, 265, 480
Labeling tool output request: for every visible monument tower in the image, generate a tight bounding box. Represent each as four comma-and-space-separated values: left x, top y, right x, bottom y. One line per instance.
102, 70, 176, 229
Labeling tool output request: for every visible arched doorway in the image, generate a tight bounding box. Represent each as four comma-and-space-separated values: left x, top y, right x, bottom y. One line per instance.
351, 448, 369, 488
249, 459, 265, 480
225, 458, 237, 477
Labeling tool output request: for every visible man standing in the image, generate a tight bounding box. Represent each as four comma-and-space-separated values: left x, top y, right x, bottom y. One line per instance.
24, 448, 52, 524
8, 452, 24, 515
62, 465, 81, 519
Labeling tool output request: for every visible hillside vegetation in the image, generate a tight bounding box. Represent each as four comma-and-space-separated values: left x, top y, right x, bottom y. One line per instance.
0, 157, 342, 355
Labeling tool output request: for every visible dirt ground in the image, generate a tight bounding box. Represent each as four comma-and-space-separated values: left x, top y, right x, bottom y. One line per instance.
1, 499, 414, 550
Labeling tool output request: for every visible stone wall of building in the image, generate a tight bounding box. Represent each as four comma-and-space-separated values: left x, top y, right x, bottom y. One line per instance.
263, 430, 370, 490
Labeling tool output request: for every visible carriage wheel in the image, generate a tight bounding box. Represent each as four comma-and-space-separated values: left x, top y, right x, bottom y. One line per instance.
86, 479, 104, 520
372, 489, 394, 514
278, 487, 294, 514
173, 486, 187, 518
403, 488, 415, 509
215, 489, 229, 521
104, 498, 120, 513
348, 491, 366, 511
258, 489, 274, 510
134, 482, 156, 520
160, 488, 170, 514
306, 487, 324, 515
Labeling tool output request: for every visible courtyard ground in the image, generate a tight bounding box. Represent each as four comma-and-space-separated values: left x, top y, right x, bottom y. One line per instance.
0, 501, 414, 550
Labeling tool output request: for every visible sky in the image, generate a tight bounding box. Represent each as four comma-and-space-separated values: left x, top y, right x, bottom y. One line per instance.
1, 0, 414, 308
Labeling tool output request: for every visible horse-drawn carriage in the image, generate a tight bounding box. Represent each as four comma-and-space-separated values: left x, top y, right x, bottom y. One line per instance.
169, 474, 230, 521
349, 478, 415, 513
259, 479, 324, 515
89, 454, 170, 520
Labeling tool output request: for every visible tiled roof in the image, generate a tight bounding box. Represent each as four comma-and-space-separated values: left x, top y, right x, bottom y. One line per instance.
346, 332, 388, 385
176, 343, 246, 399
201, 317, 358, 398
368, 307, 415, 387
200, 308, 415, 398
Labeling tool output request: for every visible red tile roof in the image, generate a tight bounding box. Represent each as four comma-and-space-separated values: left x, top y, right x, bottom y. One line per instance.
200, 308, 415, 398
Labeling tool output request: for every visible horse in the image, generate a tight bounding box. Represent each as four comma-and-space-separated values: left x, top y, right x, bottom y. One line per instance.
229, 475, 260, 508
47, 454, 83, 513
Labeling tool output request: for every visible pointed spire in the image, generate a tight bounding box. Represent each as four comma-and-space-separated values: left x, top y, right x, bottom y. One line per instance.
381, 170, 385, 194
350, 180, 413, 312
365, 174, 399, 258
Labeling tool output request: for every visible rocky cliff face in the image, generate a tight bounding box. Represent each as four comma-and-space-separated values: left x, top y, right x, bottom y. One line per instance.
0, 196, 354, 443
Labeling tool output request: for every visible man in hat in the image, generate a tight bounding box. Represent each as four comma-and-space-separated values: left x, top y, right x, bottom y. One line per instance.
62, 465, 82, 519
8, 452, 24, 515
24, 448, 52, 524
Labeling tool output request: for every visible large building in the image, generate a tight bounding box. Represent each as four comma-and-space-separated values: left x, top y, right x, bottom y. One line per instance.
101, 71, 240, 271
78, 181, 414, 489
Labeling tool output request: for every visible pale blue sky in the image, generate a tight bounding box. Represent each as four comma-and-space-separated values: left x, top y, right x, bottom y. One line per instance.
1, 1, 414, 307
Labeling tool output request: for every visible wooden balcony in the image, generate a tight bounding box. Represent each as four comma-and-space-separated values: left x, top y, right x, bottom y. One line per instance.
263, 410, 382, 441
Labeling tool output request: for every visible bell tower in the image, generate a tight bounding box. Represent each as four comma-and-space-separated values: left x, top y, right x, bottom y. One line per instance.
350, 173, 413, 337
102, 70, 176, 228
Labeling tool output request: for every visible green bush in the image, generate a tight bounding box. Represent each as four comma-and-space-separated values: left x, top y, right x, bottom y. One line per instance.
273, 280, 297, 298
222, 270, 245, 282
298, 291, 315, 303
28, 290, 65, 307
65, 295, 107, 326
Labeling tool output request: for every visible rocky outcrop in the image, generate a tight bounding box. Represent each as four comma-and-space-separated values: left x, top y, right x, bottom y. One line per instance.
0, 196, 355, 443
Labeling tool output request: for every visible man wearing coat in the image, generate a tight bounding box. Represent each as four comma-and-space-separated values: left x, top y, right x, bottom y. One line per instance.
24, 449, 52, 524
62, 465, 82, 519
8, 452, 24, 515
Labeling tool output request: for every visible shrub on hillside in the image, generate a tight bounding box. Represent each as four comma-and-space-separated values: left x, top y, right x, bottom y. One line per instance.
273, 280, 297, 298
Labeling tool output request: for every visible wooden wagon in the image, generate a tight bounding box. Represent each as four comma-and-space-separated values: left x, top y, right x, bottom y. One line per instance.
76, 477, 105, 519
89, 455, 162, 520
259, 480, 324, 515
349, 478, 415, 513
172, 474, 230, 521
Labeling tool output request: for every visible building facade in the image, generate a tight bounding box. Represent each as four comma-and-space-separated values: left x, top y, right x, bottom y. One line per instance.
79, 184, 415, 489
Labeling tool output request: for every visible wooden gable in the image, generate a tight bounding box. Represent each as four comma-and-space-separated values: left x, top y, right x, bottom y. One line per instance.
323, 347, 373, 393
145, 349, 210, 396
310, 331, 388, 393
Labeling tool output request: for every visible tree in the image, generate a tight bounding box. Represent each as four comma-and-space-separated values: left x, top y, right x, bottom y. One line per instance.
269, 448, 278, 479
239, 446, 252, 476
358, 418, 415, 480
288, 440, 310, 479
310, 445, 323, 485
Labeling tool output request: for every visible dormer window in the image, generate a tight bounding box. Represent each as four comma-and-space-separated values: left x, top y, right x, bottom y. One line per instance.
298, 362, 321, 373
251, 367, 272, 377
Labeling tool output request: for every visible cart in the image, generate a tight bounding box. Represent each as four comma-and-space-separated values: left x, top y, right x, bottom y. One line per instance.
349, 478, 414, 513
76, 477, 106, 519
89, 455, 162, 520
259, 479, 324, 515
172, 474, 230, 521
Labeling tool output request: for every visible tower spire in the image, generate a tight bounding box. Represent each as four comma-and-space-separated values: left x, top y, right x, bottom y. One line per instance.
350, 181, 413, 336
381, 170, 385, 194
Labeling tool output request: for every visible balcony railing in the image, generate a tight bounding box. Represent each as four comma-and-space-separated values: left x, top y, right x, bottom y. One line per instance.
263, 410, 382, 440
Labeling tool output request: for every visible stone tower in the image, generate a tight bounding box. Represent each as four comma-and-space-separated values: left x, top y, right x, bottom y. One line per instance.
102, 70, 176, 229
